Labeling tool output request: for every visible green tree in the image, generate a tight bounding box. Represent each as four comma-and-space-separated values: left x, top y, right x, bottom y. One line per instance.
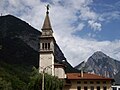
28, 67, 42, 90
0, 62, 28, 90
0, 77, 12, 90
28, 67, 63, 90
44, 74, 63, 90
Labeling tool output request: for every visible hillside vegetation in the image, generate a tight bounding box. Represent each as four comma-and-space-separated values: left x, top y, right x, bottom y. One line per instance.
0, 61, 31, 90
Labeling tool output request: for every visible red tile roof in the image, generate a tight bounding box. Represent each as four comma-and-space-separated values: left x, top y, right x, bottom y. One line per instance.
66, 73, 113, 80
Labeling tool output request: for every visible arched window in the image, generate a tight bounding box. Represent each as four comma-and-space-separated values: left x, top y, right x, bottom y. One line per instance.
77, 86, 81, 90
42, 43, 44, 50
45, 43, 47, 49
84, 86, 88, 90
103, 86, 107, 90
97, 86, 100, 90
48, 43, 50, 50
90, 86, 94, 90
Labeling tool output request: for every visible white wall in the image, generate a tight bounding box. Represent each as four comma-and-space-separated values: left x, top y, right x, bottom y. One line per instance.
39, 53, 54, 76
55, 67, 66, 78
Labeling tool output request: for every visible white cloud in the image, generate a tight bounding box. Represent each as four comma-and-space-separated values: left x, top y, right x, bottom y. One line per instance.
88, 20, 101, 31
0, 0, 120, 66
87, 33, 96, 38
80, 7, 98, 21
100, 11, 120, 22
57, 35, 120, 66
75, 23, 85, 31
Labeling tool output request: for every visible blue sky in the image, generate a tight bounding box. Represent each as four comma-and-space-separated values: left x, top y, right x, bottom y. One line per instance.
0, 0, 120, 66
75, 15, 120, 41
73, 0, 120, 41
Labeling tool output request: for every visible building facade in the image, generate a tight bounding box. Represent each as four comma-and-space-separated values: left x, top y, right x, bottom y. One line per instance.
39, 6, 114, 90
64, 73, 113, 90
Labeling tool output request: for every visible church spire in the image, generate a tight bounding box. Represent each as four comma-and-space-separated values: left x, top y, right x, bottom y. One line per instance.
39, 5, 55, 76
41, 4, 53, 33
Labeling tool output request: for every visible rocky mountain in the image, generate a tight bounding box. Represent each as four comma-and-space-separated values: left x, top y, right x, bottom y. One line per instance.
0, 15, 40, 66
75, 51, 120, 84
0, 14, 77, 73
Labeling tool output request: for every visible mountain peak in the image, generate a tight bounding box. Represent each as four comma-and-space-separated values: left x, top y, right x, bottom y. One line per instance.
90, 51, 108, 60
0, 14, 19, 20
93, 51, 107, 56
2, 14, 14, 17
75, 51, 120, 84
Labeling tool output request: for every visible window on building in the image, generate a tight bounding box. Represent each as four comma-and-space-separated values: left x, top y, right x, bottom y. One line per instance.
103, 86, 107, 90
42, 43, 44, 49
45, 43, 47, 49
103, 81, 106, 84
90, 86, 94, 90
90, 81, 94, 84
118, 88, 120, 90
77, 81, 81, 84
77, 86, 81, 90
48, 43, 50, 49
66, 80, 71, 84
84, 81, 87, 84
97, 86, 100, 90
96, 81, 100, 84
112, 87, 117, 90
84, 86, 88, 90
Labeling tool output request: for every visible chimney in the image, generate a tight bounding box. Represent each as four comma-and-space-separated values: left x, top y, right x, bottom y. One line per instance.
81, 69, 83, 77
81, 61, 85, 77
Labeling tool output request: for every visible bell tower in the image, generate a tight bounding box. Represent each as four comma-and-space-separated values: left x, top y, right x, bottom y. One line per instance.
39, 5, 55, 76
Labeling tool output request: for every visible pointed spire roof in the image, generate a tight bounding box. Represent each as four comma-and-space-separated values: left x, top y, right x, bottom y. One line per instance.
41, 5, 53, 32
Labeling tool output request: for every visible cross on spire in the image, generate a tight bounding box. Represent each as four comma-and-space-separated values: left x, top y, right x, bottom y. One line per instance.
46, 4, 50, 14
